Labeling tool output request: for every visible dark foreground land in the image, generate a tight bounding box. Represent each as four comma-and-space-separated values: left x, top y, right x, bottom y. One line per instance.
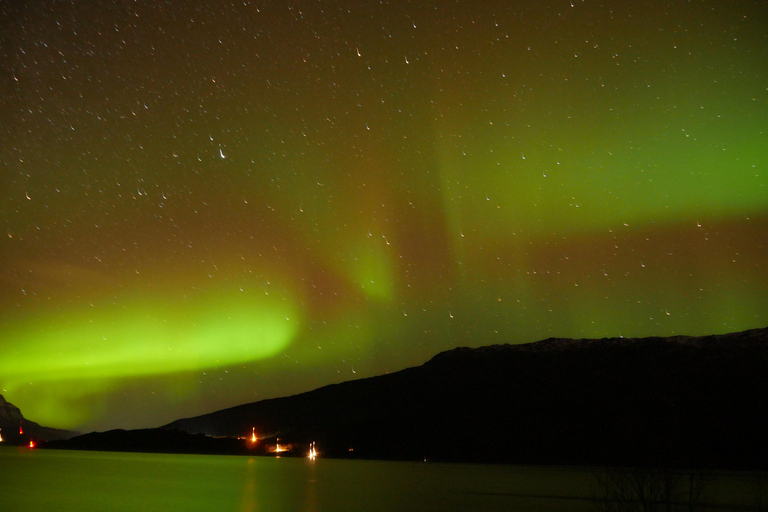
43, 428, 256, 455
43, 327, 768, 470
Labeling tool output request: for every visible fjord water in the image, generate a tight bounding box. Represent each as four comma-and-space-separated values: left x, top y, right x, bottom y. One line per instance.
0, 447, 757, 512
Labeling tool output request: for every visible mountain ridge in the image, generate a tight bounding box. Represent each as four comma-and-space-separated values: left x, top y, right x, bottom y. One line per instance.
159, 327, 768, 469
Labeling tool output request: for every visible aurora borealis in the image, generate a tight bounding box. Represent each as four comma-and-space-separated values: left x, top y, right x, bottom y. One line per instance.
1, 0, 766, 432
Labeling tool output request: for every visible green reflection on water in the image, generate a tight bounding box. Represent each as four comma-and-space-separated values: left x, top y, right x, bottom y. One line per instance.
0, 448, 760, 512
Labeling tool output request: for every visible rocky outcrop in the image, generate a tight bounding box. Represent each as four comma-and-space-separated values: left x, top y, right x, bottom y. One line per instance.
0, 394, 78, 444
0, 394, 24, 423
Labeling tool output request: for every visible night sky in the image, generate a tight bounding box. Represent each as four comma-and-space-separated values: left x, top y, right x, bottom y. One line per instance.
1, 0, 767, 432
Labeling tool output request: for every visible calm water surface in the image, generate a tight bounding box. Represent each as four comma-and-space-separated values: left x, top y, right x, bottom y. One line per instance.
0, 447, 758, 512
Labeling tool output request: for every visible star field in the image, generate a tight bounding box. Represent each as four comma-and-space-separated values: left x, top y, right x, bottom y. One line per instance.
1, 0, 766, 430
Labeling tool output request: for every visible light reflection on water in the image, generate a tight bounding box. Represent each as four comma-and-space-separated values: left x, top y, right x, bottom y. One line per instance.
0, 447, 759, 512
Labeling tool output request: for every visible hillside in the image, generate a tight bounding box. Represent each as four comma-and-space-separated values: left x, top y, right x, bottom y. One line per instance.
0, 394, 78, 444
163, 327, 768, 469
43, 428, 254, 455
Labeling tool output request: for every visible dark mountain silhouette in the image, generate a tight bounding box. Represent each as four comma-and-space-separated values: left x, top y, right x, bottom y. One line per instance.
43, 428, 254, 455
42, 328, 768, 468
157, 327, 768, 469
0, 394, 78, 444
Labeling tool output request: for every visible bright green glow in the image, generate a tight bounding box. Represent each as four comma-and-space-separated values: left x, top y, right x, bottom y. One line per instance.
349, 243, 396, 302
1, 291, 297, 382
0, 287, 299, 427
4, 379, 119, 428
435, 112, 768, 242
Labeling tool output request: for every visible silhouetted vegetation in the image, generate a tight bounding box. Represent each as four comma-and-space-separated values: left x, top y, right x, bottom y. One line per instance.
751, 473, 768, 512
592, 467, 710, 512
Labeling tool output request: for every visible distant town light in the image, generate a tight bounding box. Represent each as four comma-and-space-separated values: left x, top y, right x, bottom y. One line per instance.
268, 438, 293, 454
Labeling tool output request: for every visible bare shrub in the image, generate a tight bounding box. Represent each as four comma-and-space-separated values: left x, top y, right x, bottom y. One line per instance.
592, 467, 709, 512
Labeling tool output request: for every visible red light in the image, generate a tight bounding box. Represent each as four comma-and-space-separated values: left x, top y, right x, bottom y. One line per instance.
28, 440, 35, 449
